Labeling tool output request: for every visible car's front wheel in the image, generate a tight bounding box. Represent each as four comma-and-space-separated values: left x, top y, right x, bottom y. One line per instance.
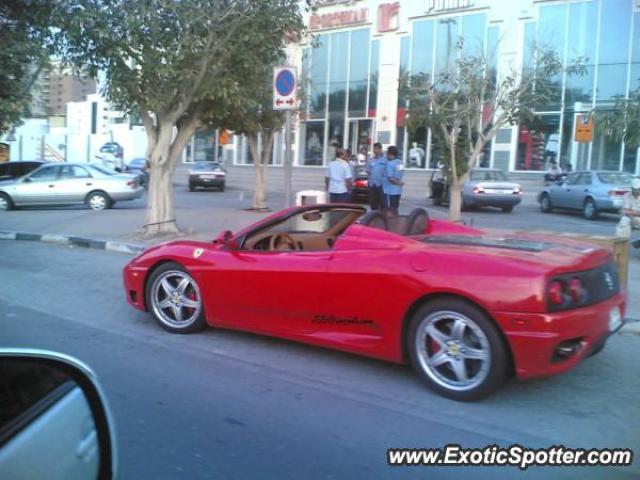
408, 298, 508, 401
0, 193, 14, 211
584, 198, 598, 220
146, 262, 206, 334
540, 193, 553, 213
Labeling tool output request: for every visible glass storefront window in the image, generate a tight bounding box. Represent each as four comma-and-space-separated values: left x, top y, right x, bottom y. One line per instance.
435, 17, 459, 75
368, 40, 379, 117
348, 29, 369, 117
591, 129, 622, 171
623, 144, 639, 174
408, 127, 428, 168
631, 13, 640, 91
329, 32, 348, 115
461, 13, 486, 57
302, 122, 324, 166
411, 20, 434, 76
310, 35, 329, 119
536, 4, 567, 112
596, 0, 632, 103
565, 1, 597, 106
516, 115, 561, 171
327, 119, 344, 160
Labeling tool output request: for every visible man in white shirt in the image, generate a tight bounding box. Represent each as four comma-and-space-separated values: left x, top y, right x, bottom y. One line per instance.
325, 148, 353, 203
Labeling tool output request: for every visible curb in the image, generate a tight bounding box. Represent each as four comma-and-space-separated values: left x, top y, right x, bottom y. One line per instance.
0, 231, 145, 256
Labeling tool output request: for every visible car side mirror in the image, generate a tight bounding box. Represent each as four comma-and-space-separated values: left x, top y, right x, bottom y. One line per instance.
215, 230, 237, 250
0, 349, 116, 479
23, 177, 32, 183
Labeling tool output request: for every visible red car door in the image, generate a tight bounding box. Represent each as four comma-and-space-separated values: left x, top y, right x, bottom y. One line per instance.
204, 249, 331, 336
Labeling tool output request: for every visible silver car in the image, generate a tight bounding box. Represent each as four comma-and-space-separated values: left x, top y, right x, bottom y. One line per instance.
0, 162, 144, 211
538, 171, 634, 220
462, 168, 523, 213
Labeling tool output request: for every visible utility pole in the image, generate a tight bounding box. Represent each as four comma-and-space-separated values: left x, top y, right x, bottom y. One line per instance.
284, 110, 293, 208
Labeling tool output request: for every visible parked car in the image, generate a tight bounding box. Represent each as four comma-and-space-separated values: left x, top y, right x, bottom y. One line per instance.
0, 349, 116, 479
0, 163, 144, 211
538, 171, 634, 220
125, 157, 149, 186
430, 168, 522, 213
351, 166, 369, 203
123, 204, 625, 401
97, 142, 125, 172
188, 161, 226, 191
0, 161, 45, 181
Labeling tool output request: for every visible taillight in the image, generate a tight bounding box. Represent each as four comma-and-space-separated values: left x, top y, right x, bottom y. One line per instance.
354, 180, 367, 187
548, 281, 565, 305
568, 278, 584, 303
513, 187, 522, 195
127, 181, 137, 188
473, 186, 485, 194
608, 189, 627, 196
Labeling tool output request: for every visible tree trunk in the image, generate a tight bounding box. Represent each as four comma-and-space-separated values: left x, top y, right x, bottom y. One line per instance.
448, 179, 463, 222
248, 135, 266, 210
143, 117, 199, 238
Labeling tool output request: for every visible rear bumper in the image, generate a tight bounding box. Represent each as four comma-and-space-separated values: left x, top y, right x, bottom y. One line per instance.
465, 194, 522, 207
111, 186, 144, 201
492, 293, 626, 379
190, 175, 225, 187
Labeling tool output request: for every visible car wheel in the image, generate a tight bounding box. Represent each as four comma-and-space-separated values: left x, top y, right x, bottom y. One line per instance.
219, 184, 226, 192
584, 198, 598, 220
501, 206, 513, 213
189, 183, 195, 192
0, 193, 14, 211
540, 193, 553, 213
146, 262, 206, 334
407, 298, 508, 401
86, 191, 111, 211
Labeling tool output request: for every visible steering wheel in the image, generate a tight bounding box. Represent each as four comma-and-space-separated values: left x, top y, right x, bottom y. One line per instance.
269, 233, 299, 251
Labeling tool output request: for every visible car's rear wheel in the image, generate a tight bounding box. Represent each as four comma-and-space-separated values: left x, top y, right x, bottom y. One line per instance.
501, 205, 514, 213
146, 262, 206, 334
540, 193, 553, 213
86, 191, 111, 211
0, 193, 14, 211
189, 183, 195, 192
219, 183, 226, 192
583, 198, 598, 220
407, 298, 508, 401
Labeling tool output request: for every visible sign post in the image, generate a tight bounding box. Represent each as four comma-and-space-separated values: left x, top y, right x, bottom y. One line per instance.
273, 66, 297, 208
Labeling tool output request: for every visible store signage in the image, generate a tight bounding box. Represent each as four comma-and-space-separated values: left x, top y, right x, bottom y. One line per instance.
310, 0, 361, 7
378, 2, 400, 32
575, 114, 594, 143
426, 0, 475, 13
309, 8, 369, 30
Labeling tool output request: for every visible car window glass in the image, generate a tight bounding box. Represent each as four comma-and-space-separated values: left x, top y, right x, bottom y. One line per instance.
0, 359, 72, 435
192, 162, 219, 171
597, 172, 632, 185
87, 165, 116, 176
28, 166, 59, 181
574, 174, 591, 185
564, 174, 578, 185
60, 166, 91, 179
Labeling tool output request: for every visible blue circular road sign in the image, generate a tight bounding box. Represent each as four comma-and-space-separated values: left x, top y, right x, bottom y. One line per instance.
275, 69, 295, 97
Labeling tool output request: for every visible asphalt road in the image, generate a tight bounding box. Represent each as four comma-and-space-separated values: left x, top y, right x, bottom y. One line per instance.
1, 241, 639, 479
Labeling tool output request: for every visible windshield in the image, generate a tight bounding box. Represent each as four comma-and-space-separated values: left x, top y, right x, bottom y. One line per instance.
597, 172, 633, 185
470, 170, 508, 182
192, 162, 221, 171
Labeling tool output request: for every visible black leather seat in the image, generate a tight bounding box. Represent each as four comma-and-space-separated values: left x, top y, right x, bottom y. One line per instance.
358, 211, 388, 230
404, 208, 430, 235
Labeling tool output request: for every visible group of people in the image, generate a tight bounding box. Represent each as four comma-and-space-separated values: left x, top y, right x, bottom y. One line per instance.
622, 178, 640, 251
324, 143, 404, 213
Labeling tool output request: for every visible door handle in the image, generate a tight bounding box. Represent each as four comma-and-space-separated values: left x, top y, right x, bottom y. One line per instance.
48, 184, 55, 188
86, 183, 93, 186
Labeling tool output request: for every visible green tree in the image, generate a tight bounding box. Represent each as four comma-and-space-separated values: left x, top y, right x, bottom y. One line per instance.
0, 0, 56, 135
59, 0, 303, 237
597, 86, 640, 151
401, 40, 583, 220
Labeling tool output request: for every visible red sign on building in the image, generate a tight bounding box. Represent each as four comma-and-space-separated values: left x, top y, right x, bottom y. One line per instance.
309, 8, 369, 30
377, 2, 400, 33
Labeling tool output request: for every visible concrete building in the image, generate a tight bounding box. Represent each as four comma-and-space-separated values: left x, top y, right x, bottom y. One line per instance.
229, 0, 640, 176
31, 64, 97, 117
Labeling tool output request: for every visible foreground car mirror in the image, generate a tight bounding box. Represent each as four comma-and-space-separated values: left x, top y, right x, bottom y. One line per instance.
0, 349, 116, 479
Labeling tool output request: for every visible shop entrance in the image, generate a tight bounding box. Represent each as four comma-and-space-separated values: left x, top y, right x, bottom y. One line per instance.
347, 119, 373, 158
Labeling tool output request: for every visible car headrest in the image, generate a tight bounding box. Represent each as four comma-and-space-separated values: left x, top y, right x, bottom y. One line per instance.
404, 208, 430, 235
358, 211, 388, 231
384, 212, 410, 235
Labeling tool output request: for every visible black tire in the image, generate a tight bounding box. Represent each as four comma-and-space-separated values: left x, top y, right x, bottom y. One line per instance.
407, 298, 509, 401
86, 191, 111, 211
433, 196, 442, 206
145, 262, 206, 334
583, 197, 598, 220
189, 183, 195, 192
0, 192, 14, 211
219, 184, 226, 192
501, 205, 514, 213
540, 193, 553, 213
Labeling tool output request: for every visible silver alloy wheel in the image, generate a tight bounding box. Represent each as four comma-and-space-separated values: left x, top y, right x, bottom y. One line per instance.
89, 193, 107, 210
151, 270, 202, 329
541, 194, 551, 211
584, 199, 595, 219
0, 196, 9, 210
415, 310, 491, 392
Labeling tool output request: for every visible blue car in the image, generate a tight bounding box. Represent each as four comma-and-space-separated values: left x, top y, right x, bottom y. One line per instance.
125, 158, 149, 186
538, 171, 635, 220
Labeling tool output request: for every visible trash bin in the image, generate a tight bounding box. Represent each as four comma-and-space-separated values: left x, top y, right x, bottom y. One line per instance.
296, 190, 326, 206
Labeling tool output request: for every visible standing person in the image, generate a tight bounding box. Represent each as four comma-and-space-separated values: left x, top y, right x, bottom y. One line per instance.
367, 142, 386, 210
621, 178, 640, 250
356, 146, 368, 166
383, 145, 404, 214
325, 147, 353, 203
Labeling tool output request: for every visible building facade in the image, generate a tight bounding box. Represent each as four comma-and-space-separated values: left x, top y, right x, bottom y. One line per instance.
231, 0, 640, 175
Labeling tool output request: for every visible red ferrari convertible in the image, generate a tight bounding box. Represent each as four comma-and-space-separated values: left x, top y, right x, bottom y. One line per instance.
123, 205, 626, 401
